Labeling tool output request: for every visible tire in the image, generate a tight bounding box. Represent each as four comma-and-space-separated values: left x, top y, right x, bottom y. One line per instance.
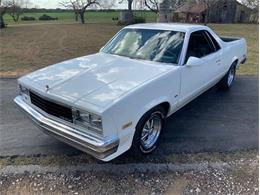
218, 63, 236, 90
130, 106, 166, 157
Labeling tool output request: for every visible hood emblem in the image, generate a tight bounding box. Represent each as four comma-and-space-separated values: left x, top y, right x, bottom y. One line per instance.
45, 85, 49, 92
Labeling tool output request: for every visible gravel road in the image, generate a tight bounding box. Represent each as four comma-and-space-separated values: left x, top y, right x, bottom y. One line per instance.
0, 151, 258, 195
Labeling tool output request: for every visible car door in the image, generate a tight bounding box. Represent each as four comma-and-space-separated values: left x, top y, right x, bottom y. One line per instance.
178, 30, 221, 106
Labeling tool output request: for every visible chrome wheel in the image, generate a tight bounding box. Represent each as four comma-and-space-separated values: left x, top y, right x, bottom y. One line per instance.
140, 112, 162, 150
227, 66, 235, 86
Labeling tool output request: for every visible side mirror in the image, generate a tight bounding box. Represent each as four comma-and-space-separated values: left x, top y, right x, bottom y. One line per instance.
186, 56, 201, 67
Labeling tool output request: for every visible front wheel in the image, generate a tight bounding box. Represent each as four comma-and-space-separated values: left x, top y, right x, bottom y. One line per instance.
218, 63, 236, 90
131, 106, 166, 156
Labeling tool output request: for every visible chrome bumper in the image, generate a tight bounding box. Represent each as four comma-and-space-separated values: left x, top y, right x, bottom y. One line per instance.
241, 57, 247, 64
14, 96, 119, 160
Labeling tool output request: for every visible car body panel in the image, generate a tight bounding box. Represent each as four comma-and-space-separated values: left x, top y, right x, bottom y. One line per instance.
19, 53, 172, 111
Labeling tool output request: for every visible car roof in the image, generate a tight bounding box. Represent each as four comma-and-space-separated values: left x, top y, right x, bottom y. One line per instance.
125, 23, 209, 33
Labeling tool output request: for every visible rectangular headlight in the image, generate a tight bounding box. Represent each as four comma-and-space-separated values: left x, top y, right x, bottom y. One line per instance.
19, 84, 29, 101
72, 108, 103, 135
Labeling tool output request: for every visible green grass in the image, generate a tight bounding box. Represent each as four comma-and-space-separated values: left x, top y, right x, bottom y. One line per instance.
3, 11, 157, 24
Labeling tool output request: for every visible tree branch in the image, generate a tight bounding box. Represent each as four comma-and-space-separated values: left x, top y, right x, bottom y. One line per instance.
144, 0, 159, 14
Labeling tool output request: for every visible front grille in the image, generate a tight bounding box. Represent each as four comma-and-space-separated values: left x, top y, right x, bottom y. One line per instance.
29, 91, 73, 122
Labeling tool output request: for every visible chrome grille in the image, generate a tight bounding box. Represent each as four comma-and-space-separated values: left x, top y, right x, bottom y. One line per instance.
29, 91, 73, 122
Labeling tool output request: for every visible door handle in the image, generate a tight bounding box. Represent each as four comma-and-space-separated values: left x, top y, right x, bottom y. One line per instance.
216, 60, 221, 63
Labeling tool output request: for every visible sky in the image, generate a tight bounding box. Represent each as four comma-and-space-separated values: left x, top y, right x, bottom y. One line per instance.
33, 0, 60, 8
32, 0, 129, 9
29, 0, 246, 10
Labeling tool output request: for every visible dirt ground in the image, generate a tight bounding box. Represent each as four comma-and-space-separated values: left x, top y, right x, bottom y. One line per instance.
0, 23, 121, 77
0, 150, 258, 195
0, 23, 258, 77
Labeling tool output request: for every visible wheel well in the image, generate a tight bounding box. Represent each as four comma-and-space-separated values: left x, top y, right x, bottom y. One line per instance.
233, 59, 239, 67
135, 102, 171, 129
158, 102, 170, 116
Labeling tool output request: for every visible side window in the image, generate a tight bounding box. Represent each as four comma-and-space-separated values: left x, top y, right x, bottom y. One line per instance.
205, 31, 221, 51
185, 30, 215, 63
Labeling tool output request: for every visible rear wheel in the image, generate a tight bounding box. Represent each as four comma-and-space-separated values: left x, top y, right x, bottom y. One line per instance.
218, 63, 236, 90
131, 106, 166, 156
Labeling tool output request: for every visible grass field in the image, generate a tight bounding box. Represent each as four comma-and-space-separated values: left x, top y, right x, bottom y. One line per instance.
3, 11, 157, 24
0, 23, 258, 77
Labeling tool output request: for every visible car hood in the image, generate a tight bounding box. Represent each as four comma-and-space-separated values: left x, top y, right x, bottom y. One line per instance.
19, 53, 173, 109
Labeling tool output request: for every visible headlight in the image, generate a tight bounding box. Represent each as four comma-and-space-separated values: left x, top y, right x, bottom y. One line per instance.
19, 84, 29, 101
72, 108, 103, 135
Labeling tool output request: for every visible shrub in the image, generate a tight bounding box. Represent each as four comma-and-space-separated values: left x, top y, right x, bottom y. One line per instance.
39, 14, 58, 21
117, 20, 128, 26
112, 17, 119, 21
21, 16, 36, 21
132, 16, 146, 24
117, 16, 146, 26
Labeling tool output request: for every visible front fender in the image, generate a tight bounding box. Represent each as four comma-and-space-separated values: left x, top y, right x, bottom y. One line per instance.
105, 68, 181, 155
138, 96, 171, 121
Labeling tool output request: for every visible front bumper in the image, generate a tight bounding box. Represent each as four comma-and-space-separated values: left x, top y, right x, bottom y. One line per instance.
14, 95, 119, 160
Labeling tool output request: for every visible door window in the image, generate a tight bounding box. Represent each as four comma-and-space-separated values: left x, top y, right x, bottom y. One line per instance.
185, 30, 216, 63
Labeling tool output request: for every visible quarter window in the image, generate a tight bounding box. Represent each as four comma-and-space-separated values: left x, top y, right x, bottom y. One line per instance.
205, 31, 221, 51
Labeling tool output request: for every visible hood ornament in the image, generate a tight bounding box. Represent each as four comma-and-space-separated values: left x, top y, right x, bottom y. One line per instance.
45, 85, 49, 92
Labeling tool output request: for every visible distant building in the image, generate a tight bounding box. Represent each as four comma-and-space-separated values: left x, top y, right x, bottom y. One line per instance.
158, 0, 172, 22
176, 0, 257, 23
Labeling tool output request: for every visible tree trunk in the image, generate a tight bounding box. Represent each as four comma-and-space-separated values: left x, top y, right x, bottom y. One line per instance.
79, 11, 85, 24
128, 0, 133, 23
12, 14, 19, 22
207, 9, 210, 23
204, 9, 209, 25
204, 13, 207, 25
0, 14, 6, 28
74, 11, 79, 21
128, 0, 132, 12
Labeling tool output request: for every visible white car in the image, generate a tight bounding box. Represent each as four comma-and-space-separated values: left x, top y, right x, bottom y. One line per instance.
14, 23, 247, 161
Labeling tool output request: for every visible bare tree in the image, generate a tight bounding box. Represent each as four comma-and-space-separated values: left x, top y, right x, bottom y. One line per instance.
240, 0, 259, 8
201, 0, 218, 24
60, 0, 80, 21
79, 0, 101, 24
0, 0, 8, 28
144, 0, 159, 14
60, 0, 101, 24
170, 0, 187, 10
241, 0, 259, 22
8, 0, 23, 22
241, 0, 259, 14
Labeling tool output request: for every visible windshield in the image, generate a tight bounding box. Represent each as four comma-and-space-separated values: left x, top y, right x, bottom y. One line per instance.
101, 28, 185, 64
